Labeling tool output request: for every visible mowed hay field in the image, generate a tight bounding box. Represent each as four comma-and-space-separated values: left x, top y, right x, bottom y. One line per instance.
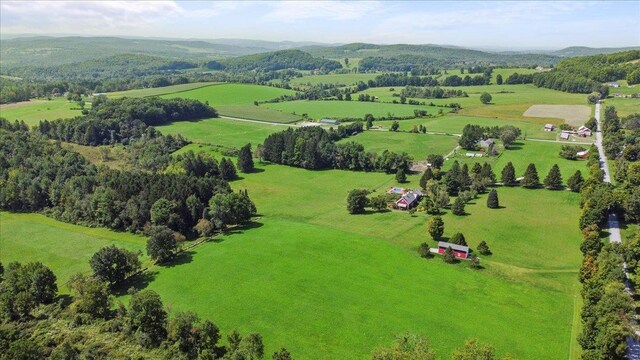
136, 162, 582, 359
354, 84, 589, 123
0, 98, 84, 126
107, 82, 220, 98
289, 73, 379, 87
159, 83, 300, 123
0, 211, 147, 288
523, 105, 591, 126
341, 131, 459, 160
263, 99, 439, 120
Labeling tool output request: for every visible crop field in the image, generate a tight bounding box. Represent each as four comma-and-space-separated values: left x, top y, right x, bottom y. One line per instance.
263, 99, 439, 119
107, 82, 220, 98
341, 131, 459, 160
0, 97, 84, 126
156, 117, 289, 149
0, 211, 147, 288
355, 84, 589, 122
523, 105, 591, 126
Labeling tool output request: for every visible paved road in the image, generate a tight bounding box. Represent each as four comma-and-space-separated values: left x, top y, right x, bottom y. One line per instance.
594, 101, 640, 355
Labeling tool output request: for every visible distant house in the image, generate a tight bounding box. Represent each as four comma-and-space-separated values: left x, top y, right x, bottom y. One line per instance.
320, 119, 340, 126
478, 139, 495, 148
608, 82, 620, 88
544, 124, 555, 132
395, 189, 423, 210
577, 150, 589, 159
431, 241, 470, 259
577, 126, 592, 137
560, 131, 571, 140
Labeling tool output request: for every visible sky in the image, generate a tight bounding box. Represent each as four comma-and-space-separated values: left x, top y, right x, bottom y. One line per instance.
1, 1, 639, 50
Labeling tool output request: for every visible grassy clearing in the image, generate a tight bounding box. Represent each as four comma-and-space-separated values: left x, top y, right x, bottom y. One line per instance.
607, 80, 640, 96
602, 96, 640, 117
341, 131, 458, 160
263, 100, 439, 120
376, 114, 561, 140
290, 72, 378, 87
0, 98, 84, 126
60, 143, 129, 170
156, 118, 288, 149
355, 84, 589, 123
523, 105, 591, 126
0, 211, 147, 288
158, 83, 299, 123
106, 82, 220, 98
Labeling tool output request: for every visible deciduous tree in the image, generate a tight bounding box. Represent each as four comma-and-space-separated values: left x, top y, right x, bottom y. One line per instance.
427, 216, 444, 241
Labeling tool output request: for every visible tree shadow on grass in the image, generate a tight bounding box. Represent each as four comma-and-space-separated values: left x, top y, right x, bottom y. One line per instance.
111, 271, 158, 296
161, 251, 195, 268
222, 221, 264, 236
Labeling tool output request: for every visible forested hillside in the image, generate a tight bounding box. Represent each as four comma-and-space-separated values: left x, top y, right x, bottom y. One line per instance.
219, 49, 342, 72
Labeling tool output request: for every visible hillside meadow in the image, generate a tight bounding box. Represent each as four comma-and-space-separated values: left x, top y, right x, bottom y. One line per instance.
263, 99, 440, 120
0, 97, 84, 126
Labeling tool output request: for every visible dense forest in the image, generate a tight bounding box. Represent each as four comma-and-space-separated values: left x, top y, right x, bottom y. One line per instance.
219, 49, 342, 72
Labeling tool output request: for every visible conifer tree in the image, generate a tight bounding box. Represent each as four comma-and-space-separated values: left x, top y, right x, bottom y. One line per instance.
395, 168, 407, 183
481, 163, 497, 183
237, 143, 254, 173
450, 232, 467, 246
451, 196, 465, 216
487, 189, 499, 208
544, 164, 563, 190
477, 240, 491, 255
219, 158, 237, 180
443, 247, 456, 264
469, 255, 481, 269
419, 168, 434, 189
501, 162, 516, 186
521, 163, 540, 188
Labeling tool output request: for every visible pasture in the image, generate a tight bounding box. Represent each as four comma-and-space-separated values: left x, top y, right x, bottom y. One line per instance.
159, 83, 299, 123
0, 211, 147, 288
602, 96, 640, 117
106, 82, 219, 98
156, 117, 288, 149
263, 99, 439, 119
289, 72, 378, 87
341, 131, 459, 160
0, 97, 84, 126
355, 84, 589, 123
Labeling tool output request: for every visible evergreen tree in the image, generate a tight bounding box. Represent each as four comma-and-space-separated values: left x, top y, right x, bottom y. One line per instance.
443, 247, 456, 264
481, 162, 496, 183
568, 170, 585, 192
418, 242, 431, 258
471, 162, 482, 176
451, 196, 465, 216
219, 158, 237, 180
521, 163, 540, 188
544, 164, 563, 190
501, 162, 516, 186
272, 348, 293, 360
450, 232, 467, 246
395, 168, 407, 183
237, 143, 254, 173
477, 241, 491, 255
459, 163, 472, 191
419, 168, 434, 189
486, 189, 499, 209
427, 216, 444, 241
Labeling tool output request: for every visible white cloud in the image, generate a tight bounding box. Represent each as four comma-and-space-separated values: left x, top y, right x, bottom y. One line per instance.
1, 1, 183, 33
262, 1, 384, 22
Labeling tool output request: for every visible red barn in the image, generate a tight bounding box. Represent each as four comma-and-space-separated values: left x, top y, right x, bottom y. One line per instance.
437, 241, 470, 259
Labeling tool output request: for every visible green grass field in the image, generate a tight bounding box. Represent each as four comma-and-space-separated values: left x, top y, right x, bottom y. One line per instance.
263, 100, 440, 120
602, 96, 640, 117
0, 98, 84, 126
156, 118, 288, 149
158, 83, 299, 123
107, 82, 220, 98
341, 131, 459, 160
0, 211, 147, 288
290, 72, 379, 87
355, 84, 589, 123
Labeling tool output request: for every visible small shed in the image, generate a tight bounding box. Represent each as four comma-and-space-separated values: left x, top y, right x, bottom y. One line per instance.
560, 131, 571, 140
434, 241, 470, 259
577, 150, 589, 159
608, 82, 620, 88
544, 124, 555, 132
320, 119, 340, 125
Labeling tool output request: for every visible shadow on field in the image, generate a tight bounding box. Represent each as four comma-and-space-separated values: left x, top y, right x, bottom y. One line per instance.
163, 251, 195, 268
112, 271, 158, 295
224, 221, 264, 236
505, 142, 524, 150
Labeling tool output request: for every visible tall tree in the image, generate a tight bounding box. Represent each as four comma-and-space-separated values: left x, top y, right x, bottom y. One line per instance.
395, 168, 407, 183
146, 226, 178, 263
237, 143, 255, 173
544, 164, 563, 190
443, 247, 456, 264
90, 246, 141, 286
451, 196, 466, 216
486, 189, 499, 208
128, 290, 168, 348
568, 170, 585, 192
450, 232, 467, 246
427, 216, 444, 241
477, 241, 491, 255
480, 92, 492, 104
219, 157, 237, 180
501, 162, 516, 186
419, 168, 434, 189
521, 163, 540, 188
347, 189, 370, 214
496, 74, 503, 85
69, 273, 111, 319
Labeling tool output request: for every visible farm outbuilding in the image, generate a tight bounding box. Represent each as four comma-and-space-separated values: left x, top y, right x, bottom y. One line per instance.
431, 241, 470, 259
395, 189, 423, 210
560, 131, 571, 140
577, 126, 592, 137
320, 119, 340, 125
544, 124, 555, 132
